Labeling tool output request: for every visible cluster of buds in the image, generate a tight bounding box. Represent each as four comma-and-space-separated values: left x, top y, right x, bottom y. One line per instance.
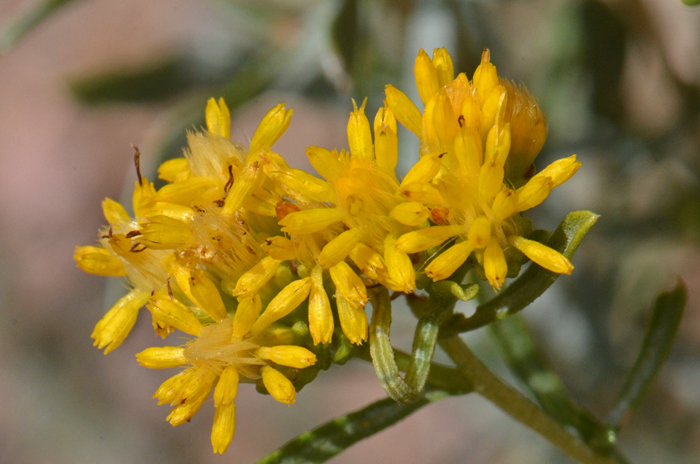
74, 47, 579, 453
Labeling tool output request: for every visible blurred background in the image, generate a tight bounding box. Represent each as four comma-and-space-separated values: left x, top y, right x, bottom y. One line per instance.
0, 0, 699, 463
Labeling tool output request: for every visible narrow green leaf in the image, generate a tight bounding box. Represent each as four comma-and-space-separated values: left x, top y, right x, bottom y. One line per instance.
440, 210, 599, 337
69, 55, 198, 104
331, 0, 359, 75
490, 315, 617, 451
255, 389, 450, 464
0, 0, 77, 54
607, 279, 687, 427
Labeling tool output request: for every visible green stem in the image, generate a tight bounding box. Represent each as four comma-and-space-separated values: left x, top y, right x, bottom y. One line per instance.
440, 336, 620, 464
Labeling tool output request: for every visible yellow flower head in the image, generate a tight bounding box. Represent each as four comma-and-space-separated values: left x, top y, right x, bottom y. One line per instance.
388, 48, 579, 290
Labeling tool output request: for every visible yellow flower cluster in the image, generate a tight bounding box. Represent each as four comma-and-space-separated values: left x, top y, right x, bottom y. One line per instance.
74, 47, 579, 453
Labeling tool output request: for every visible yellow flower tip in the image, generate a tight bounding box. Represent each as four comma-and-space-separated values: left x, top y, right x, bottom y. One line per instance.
261, 366, 296, 405
309, 265, 333, 345
211, 402, 236, 454
484, 241, 508, 291
508, 235, 574, 275
102, 198, 130, 225
383, 235, 416, 294
278, 208, 342, 235
205, 97, 231, 139
250, 103, 293, 151
214, 367, 240, 408
147, 293, 203, 337
255, 346, 317, 369
390, 202, 430, 227
432, 47, 455, 88
136, 347, 187, 369
335, 294, 368, 345
189, 269, 228, 322
231, 256, 281, 297
318, 228, 364, 269
467, 216, 492, 249
232, 295, 262, 340
92, 290, 150, 354
473, 47, 499, 103
74, 246, 126, 277
384, 84, 423, 137
394, 225, 462, 254
251, 278, 312, 336
158, 158, 190, 183
425, 240, 475, 281
348, 97, 374, 161
414, 48, 440, 106
330, 261, 368, 307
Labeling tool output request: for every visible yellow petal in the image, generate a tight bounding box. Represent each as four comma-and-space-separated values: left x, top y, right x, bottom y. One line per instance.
231, 256, 281, 297
347, 98, 374, 161
250, 104, 293, 151
136, 346, 187, 369
255, 346, 317, 369
399, 182, 445, 205
467, 216, 491, 249
222, 161, 262, 215
278, 208, 342, 235
400, 151, 444, 187
306, 146, 344, 182
211, 402, 236, 454
318, 228, 364, 269
232, 295, 262, 340
147, 293, 203, 336
206, 97, 231, 139
251, 278, 312, 335
414, 48, 439, 105
139, 215, 193, 249
102, 198, 130, 225
189, 269, 228, 322
329, 261, 368, 307
385, 84, 422, 137
74, 246, 126, 276
432, 47, 454, 88
373, 106, 399, 176
452, 127, 482, 177
214, 366, 239, 407
516, 175, 553, 212
508, 235, 574, 274
261, 366, 296, 404
484, 241, 507, 290
92, 290, 150, 354
473, 48, 499, 103
395, 225, 462, 253
389, 202, 430, 226
425, 240, 475, 281
349, 243, 387, 282
336, 294, 368, 345
269, 168, 333, 203
308, 265, 333, 345
262, 236, 297, 261
532, 155, 581, 188
491, 187, 518, 221
383, 235, 415, 293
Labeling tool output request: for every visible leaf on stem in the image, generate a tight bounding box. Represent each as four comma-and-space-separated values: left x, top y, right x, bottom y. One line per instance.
606, 279, 687, 427
255, 389, 449, 464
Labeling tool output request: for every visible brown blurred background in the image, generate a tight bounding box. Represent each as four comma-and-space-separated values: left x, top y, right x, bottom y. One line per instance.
0, 0, 699, 463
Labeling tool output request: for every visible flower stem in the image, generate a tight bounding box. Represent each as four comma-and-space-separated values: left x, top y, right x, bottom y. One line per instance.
440, 335, 621, 464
